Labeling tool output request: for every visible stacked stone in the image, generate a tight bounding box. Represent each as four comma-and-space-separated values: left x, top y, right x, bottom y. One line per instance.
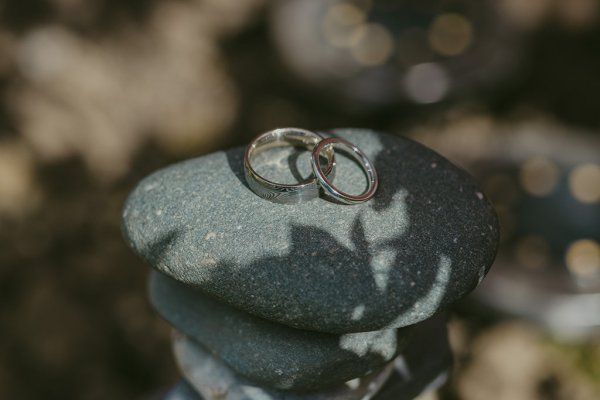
122, 129, 499, 399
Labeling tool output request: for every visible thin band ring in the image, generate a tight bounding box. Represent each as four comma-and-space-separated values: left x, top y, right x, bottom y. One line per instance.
311, 137, 378, 205
244, 128, 335, 204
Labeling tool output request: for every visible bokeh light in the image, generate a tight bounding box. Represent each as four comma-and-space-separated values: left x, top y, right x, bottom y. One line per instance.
321, 3, 365, 48
428, 13, 474, 56
350, 23, 394, 66
403, 62, 449, 104
518, 157, 560, 197
566, 239, 600, 277
569, 163, 600, 204
272, 0, 525, 106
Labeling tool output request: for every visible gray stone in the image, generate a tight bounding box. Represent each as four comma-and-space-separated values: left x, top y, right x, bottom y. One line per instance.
173, 332, 395, 400
150, 271, 402, 390
160, 316, 451, 400
123, 129, 498, 333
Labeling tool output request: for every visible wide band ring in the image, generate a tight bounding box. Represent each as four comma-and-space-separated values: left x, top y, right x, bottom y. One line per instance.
311, 137, 378, 205
244, 128, 335, 204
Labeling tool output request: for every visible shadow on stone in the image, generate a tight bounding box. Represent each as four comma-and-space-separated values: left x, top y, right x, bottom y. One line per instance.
151, 271, 401, 390
124, 129, 499, 333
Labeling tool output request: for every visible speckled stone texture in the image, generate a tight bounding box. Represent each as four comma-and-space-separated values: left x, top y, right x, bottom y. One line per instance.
151, 271, 404, 390
162, 315, 451, 400
123, 128, 498, 333
173, 332, 396, 400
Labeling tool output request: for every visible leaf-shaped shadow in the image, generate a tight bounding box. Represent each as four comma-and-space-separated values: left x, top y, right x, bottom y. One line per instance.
140, 129, 498, 334
187, 216, 445, 333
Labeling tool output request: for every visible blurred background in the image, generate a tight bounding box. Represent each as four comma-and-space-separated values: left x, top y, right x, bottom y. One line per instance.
1, 0, 600, 399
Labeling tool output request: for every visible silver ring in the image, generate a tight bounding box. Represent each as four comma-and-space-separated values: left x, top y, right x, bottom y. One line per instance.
244, 128, 335, 204
311, 137, 378, 205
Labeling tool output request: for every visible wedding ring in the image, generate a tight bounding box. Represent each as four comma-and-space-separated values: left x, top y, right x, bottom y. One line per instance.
244, 128, 335, 204
311, 137, 378, 205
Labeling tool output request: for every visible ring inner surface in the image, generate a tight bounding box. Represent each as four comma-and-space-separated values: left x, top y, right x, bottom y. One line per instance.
249, 132, 334, 185
316, 142, 372, 197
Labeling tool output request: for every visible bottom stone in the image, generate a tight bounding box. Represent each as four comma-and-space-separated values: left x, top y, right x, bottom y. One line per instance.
150, 271, 401, 391
173, 332, 394, 400
165, 315, 451, 400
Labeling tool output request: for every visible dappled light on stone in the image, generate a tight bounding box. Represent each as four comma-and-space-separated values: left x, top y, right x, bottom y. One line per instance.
386, 255, 452, 329
150, 271, 400, 391
173, 332, 394, 399
123, 129, 498, 333
338, 330, 397, 358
